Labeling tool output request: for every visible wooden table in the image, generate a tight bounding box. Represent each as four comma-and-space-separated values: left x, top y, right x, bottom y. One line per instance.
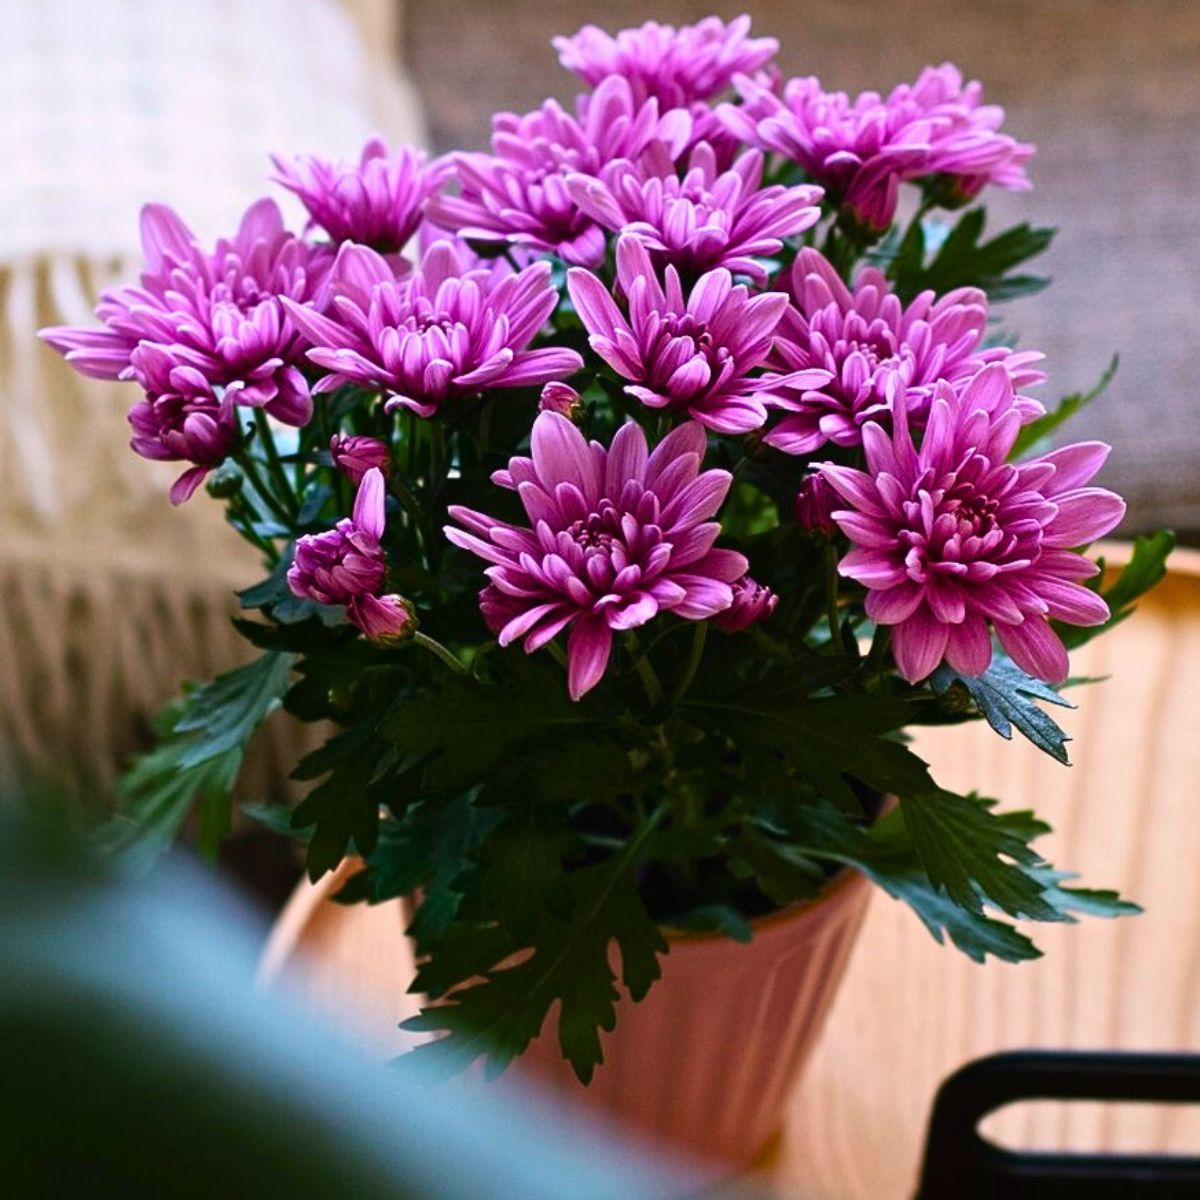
264, 545, 1200, 1197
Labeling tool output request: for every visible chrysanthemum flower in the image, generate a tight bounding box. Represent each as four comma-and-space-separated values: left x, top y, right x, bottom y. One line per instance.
288, 468, 414, 641
41, 199, 329, 426
912, 65, 1034, 203
446, 413, 748, 699
764, 248, 1045, 455
820, 365, 1125, 685
272, 136, 449, 253
721, 65, 1032, 233
714, 576, 778, 631
566, 142, 822, 282
567, 237, 827, 434
553, 15, 778, 108
281, 239, 582, 417
124, 342, 241, 504
330, 434, 389, 484
426, 76, 691, 266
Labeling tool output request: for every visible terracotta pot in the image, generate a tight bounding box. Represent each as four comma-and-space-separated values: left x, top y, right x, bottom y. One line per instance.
511, 866, 874, 1172
261, 860, 874, 1178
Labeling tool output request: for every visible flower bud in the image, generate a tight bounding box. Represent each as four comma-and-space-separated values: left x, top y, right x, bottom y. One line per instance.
795, 473, 837, 536
714, 576, 778, 632
538, 382, 583, 420
204, 460, 244, 499
348, 593, 417, 645
330, 434, 389, 485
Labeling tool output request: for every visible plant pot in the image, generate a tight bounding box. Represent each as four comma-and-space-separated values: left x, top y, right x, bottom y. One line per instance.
511, 866, 875, 1172
261, 860, 874, 1178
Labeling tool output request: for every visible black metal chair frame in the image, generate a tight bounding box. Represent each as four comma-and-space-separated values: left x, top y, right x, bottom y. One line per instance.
917, 1050, 1200, 1199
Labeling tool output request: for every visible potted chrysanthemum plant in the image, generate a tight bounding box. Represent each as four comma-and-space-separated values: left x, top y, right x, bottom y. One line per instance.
42, 12, 1173, 1173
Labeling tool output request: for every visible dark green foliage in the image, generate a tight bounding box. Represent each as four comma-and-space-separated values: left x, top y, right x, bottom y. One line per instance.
931, 656, 1075, 764
402, 813, 667, 1083
887, 208, 1054, 304
104, 178, 1159, 1089
99, 653, 293, 866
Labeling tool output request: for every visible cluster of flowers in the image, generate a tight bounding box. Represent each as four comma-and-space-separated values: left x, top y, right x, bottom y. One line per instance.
41, 14, 1121, 700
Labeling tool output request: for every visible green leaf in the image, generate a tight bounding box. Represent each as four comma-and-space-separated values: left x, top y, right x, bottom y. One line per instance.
732, 828, 824, 907
337, 792, 501, 950
98, 653, 293, 867
778, 801, 1135, 964
889, 208, 1054, 304
778, 801, 1041, 962
662, 904, 753, 943
1011, 355, 1119, 458
291, 719, 405, 879
1057, 530, 1175, 651
401, 812, 667, 1083
899, 792, 1060, 920
478, 800, 575, 944
173, 652, 295, 769
931, 656, 1074, 764
379, 656, 599, 792
684, 667, 934, 809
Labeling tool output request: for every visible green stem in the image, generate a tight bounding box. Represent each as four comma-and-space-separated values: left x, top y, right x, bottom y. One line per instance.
825, 542, 842, 646
252, 409, 298, 516
626, 633, 665, 707
545, 640, 573, 689
670, 622, 708, 706
234, 452, 294, 531
412, 631, 469, 675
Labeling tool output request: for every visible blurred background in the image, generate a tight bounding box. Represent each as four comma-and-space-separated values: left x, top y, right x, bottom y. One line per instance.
404, 0, 1200, 537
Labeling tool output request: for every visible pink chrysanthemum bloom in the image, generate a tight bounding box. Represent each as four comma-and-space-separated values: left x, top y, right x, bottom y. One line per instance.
281, 239, 582, 417
288, 468, 414, 642
41, 199, 330, 429
427, 76, 691, 267
553, 15, 778, 108
714, 575, 778, 631
330, 433, 389, 484
272, 137, 449, 253
567, 142, 822, 282
820, 364, 1125, 685
721, 66, 1032, 233
911, 65, 1034, 203
763, 248, 1045, 456
567, 237, 828, 435
445, 413, 749, 699
124, 342, 241, 504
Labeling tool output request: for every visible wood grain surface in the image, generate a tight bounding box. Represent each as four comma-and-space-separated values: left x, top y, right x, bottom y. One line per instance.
263, 546, 1200, 1195
776, 546, 1200, 1197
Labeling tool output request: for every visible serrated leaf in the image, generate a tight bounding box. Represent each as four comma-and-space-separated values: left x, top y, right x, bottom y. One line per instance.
400, 812, 667, 1083
890, 208, 1054, 304
97, 653, 293, 867
173, 652, 295, 769
684, 668, 934, 809
732, 828, 824, 907
379, 656, 600, 792
777, 801, 1042, 962
899, 791, 1060, 919
931, 655, 1074, 764
291, 719, 405, 879
1011, 355, 1119, 458
478, 801, 574, 943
